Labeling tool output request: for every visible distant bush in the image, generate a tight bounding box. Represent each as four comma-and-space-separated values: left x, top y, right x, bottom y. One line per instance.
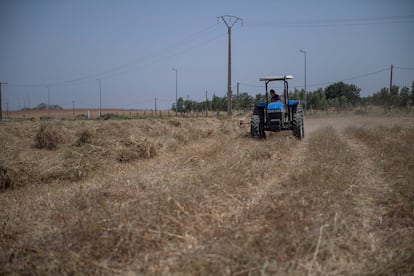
38, 103, 63, 110
75, 129, 93, 146
168, 119, 181, 127
100, 113, 131, 120
34, 123, 63, 150
75, 114, 88, 120
117, 138, 157, 163
0, 163, 13, 190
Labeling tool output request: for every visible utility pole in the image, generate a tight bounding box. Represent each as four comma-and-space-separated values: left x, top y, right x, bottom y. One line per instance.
205, 90, 208, 117
0, 82, 8, 121
155, 97, 157, 112
300, 50, 307, 115
237, 82, 240, 114
389, 64, 393, 93
96, 79, 102, 118
186, 95, 189, 115
172, 68, 178, 116
47, 86, 50, 117
218, 15, 243, 116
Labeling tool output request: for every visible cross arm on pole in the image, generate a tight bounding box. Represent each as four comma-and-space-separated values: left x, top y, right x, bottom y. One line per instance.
218, 15, 243, 28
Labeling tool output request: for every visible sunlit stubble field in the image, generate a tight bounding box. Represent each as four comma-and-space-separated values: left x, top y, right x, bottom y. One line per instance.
1, 114, 413, 274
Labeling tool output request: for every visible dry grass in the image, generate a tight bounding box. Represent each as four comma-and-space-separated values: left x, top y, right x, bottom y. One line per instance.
75, 128, 93, 146
0, 119, 216, 190
345, 123, 414, 274
34, 122, 63, 150
0, 115, 413, 274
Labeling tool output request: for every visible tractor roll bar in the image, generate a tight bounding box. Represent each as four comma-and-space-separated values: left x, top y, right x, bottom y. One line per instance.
260, 75, 293, 105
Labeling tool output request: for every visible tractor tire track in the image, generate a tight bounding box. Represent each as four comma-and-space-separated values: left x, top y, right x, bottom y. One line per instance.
338, 128, 392, 271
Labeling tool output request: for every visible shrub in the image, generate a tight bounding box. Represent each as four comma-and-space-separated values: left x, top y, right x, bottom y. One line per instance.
34, 123, 63, 150
168, 119, 181, 127
75, 129, 93, 146
117, 138, 157, 163
0, 163, 13, 190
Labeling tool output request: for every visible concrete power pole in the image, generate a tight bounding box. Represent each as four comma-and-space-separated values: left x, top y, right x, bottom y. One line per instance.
299, 50, 307, 115
218, 15, 243, 116
172, 68, 178, 116
0, 82, 8, 121
96, 79, 102, 118
205, 90, 208, 117
237, 82, 240, 114
47, 86, 50, 117
389, 64, 393, 93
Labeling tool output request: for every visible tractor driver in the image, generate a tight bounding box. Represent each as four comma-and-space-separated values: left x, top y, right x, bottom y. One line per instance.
270, 89, 281, 102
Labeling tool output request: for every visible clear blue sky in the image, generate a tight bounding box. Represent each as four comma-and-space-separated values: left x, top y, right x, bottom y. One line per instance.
1, 0, 413, 110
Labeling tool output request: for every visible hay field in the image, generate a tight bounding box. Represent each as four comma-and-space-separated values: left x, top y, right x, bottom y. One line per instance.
1, 115, 413, 274
5, 109, 209, 120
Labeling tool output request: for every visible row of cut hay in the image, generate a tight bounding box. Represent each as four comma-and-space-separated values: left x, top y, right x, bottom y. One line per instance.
97, 125, 298, 273
165, 126, 363, 275
21, 120, 295, 274
346, 124, 414, 274
136, 124, 384, 274
0, 116, 253, 274
0, 118, 226, 191
3, 117, 413, 274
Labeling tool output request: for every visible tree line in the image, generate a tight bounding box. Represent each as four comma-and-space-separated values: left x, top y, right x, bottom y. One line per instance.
22, 103, 63, 111
172, 81, 414, 113
171, 92, 255, 114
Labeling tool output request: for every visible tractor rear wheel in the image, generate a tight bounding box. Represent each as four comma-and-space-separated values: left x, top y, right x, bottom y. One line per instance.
251, 115, 265, 139
292, 107, 304, 139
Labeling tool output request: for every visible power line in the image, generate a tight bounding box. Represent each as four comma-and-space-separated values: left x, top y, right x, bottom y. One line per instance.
306, 67, 390, 88
246, 14, 414, 28
395, 66, 414, 71
102, 30, 226, 82
340, 68, 390, 83
6, 23, 222, 88
240, 67, 392, 92
58, 24, 220, 84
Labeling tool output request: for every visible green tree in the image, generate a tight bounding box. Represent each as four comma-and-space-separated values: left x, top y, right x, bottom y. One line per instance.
317, 88, 328, 110
399, 86, 410, 108
308, 88, 327, 110
212, 94, 226, 111
177, 97, 184, 113
255, 93, 266, 102
289, 88, 304, 102
329, 95, 348, 111
239, 92, 254, 110
378, 87, 390, 112
183, 99, 193, 113
325, 82, 361, 105
389, 85, 400, 109
410, 81, 414, 107
31, 103, 62, 110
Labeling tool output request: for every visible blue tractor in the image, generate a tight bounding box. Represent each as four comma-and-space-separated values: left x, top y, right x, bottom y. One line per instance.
251, 75, 304, 139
